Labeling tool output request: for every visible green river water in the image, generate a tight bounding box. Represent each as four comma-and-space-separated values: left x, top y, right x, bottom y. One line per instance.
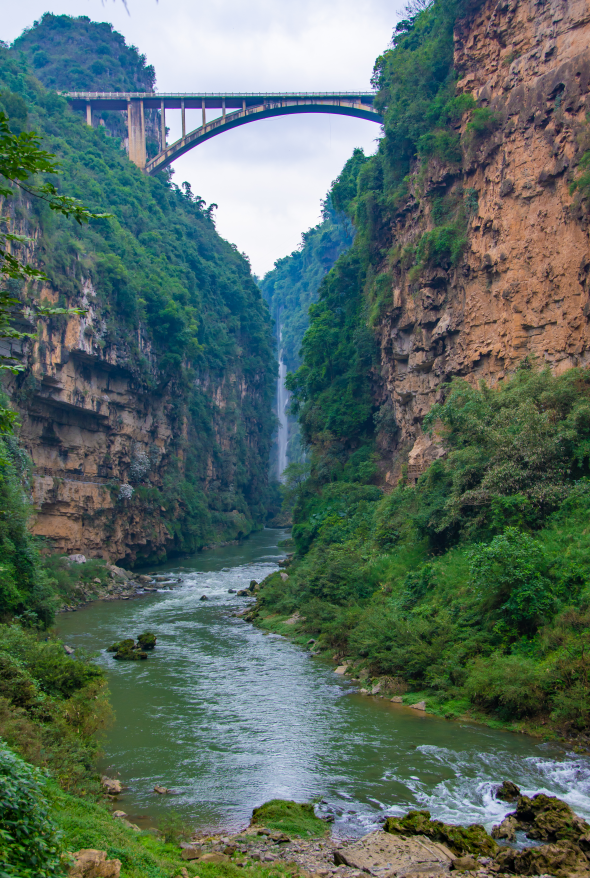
57, 528, 590, 838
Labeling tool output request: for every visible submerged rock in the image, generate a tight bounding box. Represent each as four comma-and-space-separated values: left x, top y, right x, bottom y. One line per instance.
384, 809, 499, 857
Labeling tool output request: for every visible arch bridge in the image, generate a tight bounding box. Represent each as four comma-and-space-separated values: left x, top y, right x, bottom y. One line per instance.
64, 91, 383, 174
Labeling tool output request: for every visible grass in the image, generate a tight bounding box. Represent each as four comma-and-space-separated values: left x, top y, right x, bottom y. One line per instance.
250, 800, 328, 838
51, 785, 320, 876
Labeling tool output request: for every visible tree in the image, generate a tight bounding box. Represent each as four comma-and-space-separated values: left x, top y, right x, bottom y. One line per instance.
0, 111, 109, 430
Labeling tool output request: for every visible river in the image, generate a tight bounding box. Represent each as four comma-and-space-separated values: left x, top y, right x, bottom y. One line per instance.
57, 528, 590, 837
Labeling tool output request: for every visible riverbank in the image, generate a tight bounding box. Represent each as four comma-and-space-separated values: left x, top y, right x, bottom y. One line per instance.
245, 593, 590, 755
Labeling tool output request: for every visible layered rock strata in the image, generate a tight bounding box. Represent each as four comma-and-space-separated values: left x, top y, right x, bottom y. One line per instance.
376, 0, 590, 480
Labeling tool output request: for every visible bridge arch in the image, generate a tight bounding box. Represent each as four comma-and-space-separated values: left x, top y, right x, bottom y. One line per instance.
64, 92, 383, 174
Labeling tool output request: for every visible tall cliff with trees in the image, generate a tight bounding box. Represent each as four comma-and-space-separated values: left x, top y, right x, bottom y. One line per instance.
252, 0, 590, 740
0, 15, 275, 566
260, 198, 354, 468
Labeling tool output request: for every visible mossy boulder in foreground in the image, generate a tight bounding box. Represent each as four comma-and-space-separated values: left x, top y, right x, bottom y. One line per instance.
250, 799, 328, 838
384, 809, 499, 856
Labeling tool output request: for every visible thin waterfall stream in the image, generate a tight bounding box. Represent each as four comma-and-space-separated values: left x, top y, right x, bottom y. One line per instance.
57, 529, 590, 837
277, 321, 289, 481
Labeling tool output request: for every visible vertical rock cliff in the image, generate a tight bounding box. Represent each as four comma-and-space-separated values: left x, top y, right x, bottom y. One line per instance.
0, 23, 275, 564
374, 0, 590, 478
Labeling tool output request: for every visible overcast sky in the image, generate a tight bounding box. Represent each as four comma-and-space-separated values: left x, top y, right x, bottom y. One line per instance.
4, 0, 400, 276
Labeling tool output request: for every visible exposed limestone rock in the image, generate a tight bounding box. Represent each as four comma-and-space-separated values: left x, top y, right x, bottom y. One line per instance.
491, 815, 517, 842
494, 840, 590, 877
68, 849, 121, 878
333, 830, 454, 877
100, 776, 122, 795
384, 810, 498, 857
376, 0, 590, 482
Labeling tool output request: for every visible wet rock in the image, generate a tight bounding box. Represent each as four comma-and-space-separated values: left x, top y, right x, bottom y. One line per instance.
137, 632, 156, 650
495, 781, 521, 802
491, 815, 517, 842
371, 683, 381, 695
108, 639, 148, 660
384, 810, 499, 857
64, 644, 74, 655
237, 589, 249, 596
513, 793, 590, 842
68, 849, 121, 877
228, 588, 236, 593
112, 810, 127, 819
101, 776, 122, 795
153, 785, 169, 794
409, 701, 427, 711
249, 580, 258, 591
334, 830, 454, 876
200, 595, 209, 601
494, 840, 590, 877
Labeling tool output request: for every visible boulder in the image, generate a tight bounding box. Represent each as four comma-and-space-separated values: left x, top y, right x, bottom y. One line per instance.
371, 683, 381, 695
64, 644, 74, 655
494, 840, 590, 877
384, 810, 498, 857
410, 701, 427, 711
181, 847, 203, 861
237, 589, 249, 596
513, 793, 590, 842
101, 776, 122, 795
279, 571, 289, 581
200, 595, 209, 601
451, 855, 479, 872
68, 554, 87, 564
333, 829, 454, 876
391, 696, 403, 703
196, 852, 230, 864
137, 632, 156, 650
228, 588, 236, 593
68, 849, 121, 878
112, 810, 127, 819
153, 785, 169, 794
491, 815, 517, 842
335, 665, 348, 675
495, 780, 521, 802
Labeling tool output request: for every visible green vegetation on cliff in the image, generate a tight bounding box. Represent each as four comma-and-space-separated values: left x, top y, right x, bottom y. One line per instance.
256, 0, 590, 738
0, 18, 275, 566
255, 365, 590, 736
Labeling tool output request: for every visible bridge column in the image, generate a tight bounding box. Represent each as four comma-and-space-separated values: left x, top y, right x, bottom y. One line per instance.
86, 102, 92, 126
242, 99, 246, 116
222, 97, 226, 121
202, 99, 206, 128
181, 99, 186, 139
127, 99, 146, 170
160, 99, 166, 149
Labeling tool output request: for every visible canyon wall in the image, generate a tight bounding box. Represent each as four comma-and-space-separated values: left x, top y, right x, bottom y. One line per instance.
374, 0, 590, 481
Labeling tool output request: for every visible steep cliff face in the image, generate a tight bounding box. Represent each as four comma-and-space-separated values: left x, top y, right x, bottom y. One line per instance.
0, 27, 275, 565
375, 0, 590, 479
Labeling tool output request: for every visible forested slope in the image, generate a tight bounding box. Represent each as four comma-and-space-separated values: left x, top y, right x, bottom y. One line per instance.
253, 0, 590, 741
0, 16, 275, 566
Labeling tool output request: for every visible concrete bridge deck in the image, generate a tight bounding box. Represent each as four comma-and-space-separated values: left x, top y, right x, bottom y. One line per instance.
64, 91, 383, 173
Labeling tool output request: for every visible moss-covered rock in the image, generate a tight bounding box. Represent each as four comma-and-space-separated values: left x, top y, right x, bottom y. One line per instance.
495, 780, 521, 802
136, 632, 156, 651
250, 799, 328, 838
383, 810, 498, 857
107, 639, 148, 660
510, 793, 590, 843
494, 840, 590, 878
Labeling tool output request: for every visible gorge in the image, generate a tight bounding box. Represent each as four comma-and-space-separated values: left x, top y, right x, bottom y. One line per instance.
3, 1, 590, 876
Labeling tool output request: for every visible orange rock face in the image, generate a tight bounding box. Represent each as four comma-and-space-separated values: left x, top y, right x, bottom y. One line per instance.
375, 0, 590, 481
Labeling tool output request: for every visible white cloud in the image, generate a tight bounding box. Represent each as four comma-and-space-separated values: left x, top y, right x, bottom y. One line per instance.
4, 0, 399, 274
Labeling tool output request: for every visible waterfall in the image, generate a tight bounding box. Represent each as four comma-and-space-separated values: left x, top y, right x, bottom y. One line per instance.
277, 326, 289, 481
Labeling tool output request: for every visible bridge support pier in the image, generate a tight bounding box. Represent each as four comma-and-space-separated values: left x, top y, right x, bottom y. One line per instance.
160, 100, 166, 149
86, 102, 92, 126
127, 100, 146, 170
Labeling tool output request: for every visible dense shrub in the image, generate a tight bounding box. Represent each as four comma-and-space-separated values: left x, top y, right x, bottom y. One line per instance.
0, 741, 63, 878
